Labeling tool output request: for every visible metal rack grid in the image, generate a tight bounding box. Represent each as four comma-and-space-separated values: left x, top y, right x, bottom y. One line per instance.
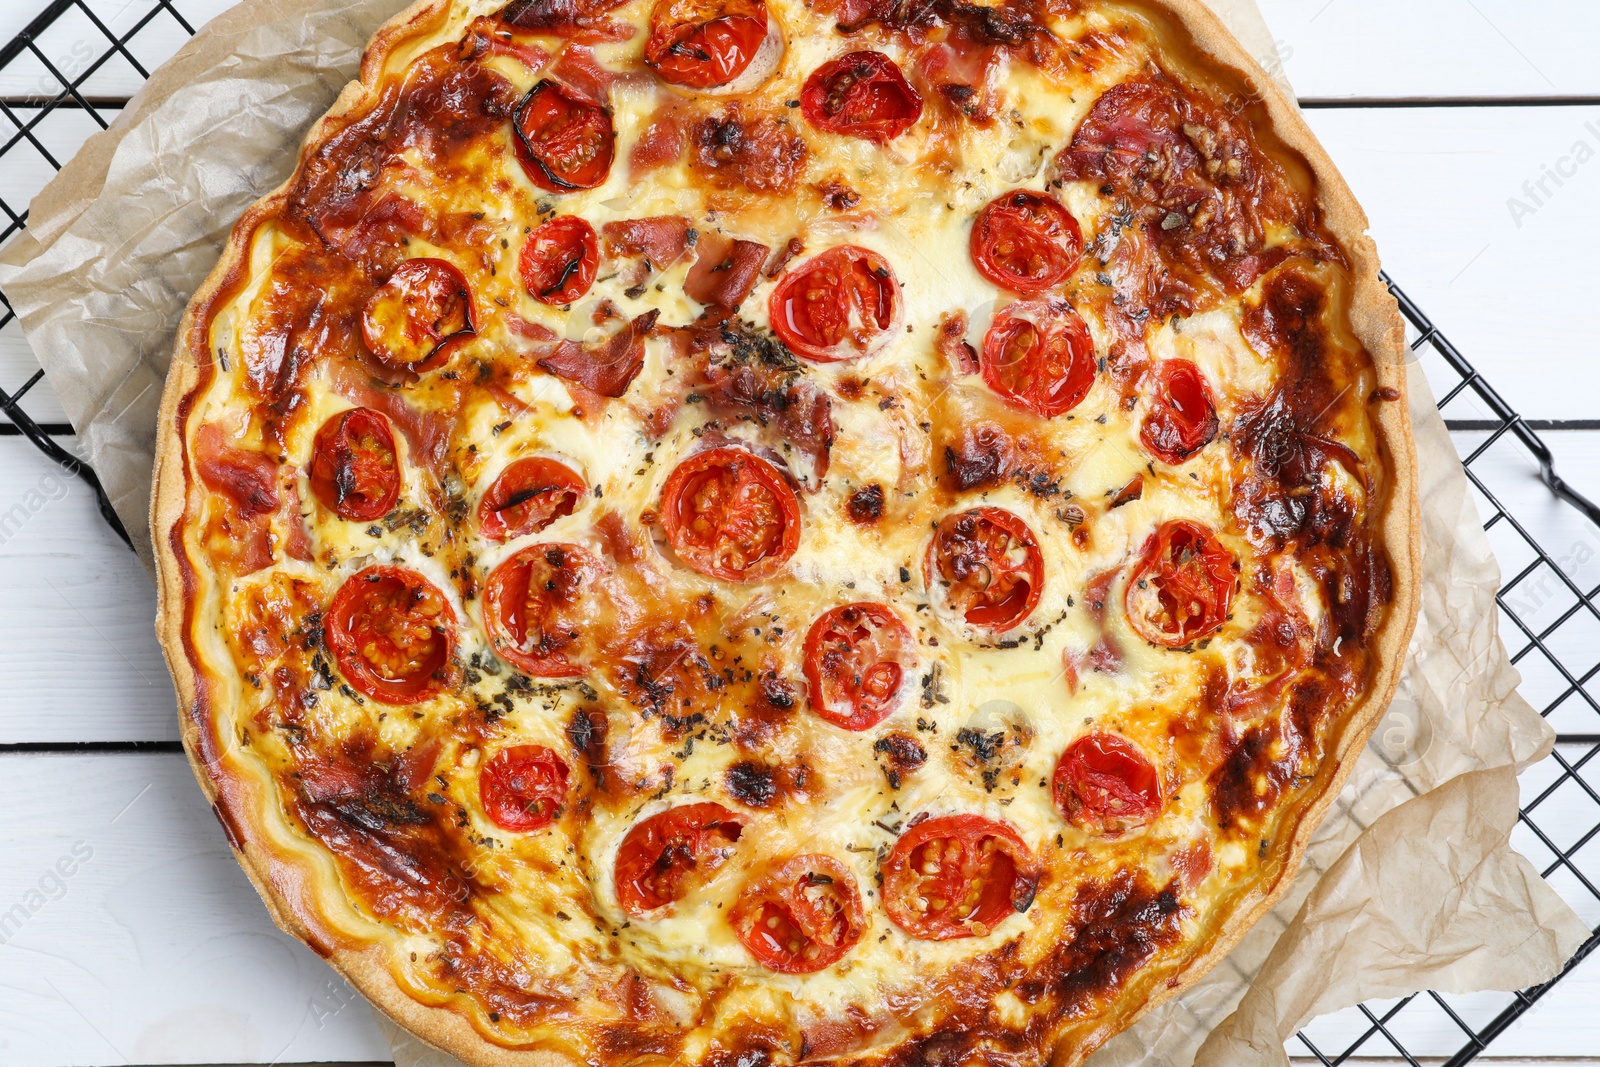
1287, 280, 1600, 1065
0, 2, 1596, 1064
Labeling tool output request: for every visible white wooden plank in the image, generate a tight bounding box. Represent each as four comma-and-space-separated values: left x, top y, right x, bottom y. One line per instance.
0, 436, 175, 743
0, 752, 391, 1066
1412, 428, 1600, 743
1306, 104, 1600, 424
1260, 0, 1600, 101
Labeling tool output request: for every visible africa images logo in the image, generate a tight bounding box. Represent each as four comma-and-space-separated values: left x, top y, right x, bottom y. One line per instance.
1505, 119, 1600, 228
0, 840, 94, 946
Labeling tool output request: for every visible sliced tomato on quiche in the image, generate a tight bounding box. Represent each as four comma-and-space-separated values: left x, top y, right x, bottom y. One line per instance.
307, 407, 400, 522
325, 566, 456, 703
730, 854, 866, 973
927, 507, 1044, 633
769, 245, 901, 363
520, 215, 599, 306
481, 745, 571, 832
1124, 519, 1238, 648
1053, 733, 1164, 834
477, 457, 587, 542
514, 79, 615, 192
801, 50, 922, 143
803, 603, 916, 731
1141, 359, 1219, 464
362, 259, 474, 371
980, 299, 1096, 418
615, 802, 746, 916
971, 190, 1084, 294
482, 543, 603, 677
882, 814, 1039, 940
659, 447, 801, 581
644, 0, 771, 90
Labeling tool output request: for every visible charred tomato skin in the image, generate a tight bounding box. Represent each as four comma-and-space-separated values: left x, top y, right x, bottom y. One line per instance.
477, 457, 587, 542
520, 215, 600, 306
513, 80, 616, 193
325, 565, 456, 704
361, 258, 475, 371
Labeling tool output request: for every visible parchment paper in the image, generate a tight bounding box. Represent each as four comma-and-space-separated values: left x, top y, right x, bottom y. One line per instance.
0, 2, 1585, 1064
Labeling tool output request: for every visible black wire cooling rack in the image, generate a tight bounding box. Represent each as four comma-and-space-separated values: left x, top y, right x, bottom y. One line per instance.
2, 1, 1599, 1063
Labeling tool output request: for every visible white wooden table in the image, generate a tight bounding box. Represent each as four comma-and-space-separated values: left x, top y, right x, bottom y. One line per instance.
2, 0, 1599, 1064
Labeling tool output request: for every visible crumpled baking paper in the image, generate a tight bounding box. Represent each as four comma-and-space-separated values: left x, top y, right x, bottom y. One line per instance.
0, 2, 1584, 1065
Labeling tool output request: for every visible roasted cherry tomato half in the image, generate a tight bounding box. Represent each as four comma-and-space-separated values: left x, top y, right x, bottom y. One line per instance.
478, 456, 587, 543
480, 745, 570, 832
514, 80, 616, 193
644, 0, 770, 90
362, 259, 475, 371
730, 854, 866, 973
325, 565, 456, 704
482, 543, 602, 678
926, 507, 1044, 633
1140, 359, 1218, 465
882, 814, 1038, 940
307, 407, 400, 522
800, 50, 922, 144
769, 245, 901, 363
1124, 519, 1237, 648
980, 299, 1096, 418
1053, 733, 1163, 835
659, 447, 801, 582
520, 215, 599, 306
970, 190, 1084, 294
615, 801, 746, 916
803, 603, 916, 731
